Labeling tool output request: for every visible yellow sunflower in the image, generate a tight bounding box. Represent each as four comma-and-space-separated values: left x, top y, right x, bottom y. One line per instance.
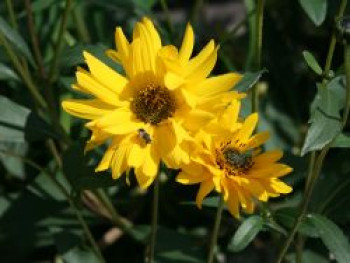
176, 101, 293, 218
62, 17, 243, 189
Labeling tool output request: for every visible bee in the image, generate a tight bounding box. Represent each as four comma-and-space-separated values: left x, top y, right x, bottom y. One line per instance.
138, 128, 152, 144
223, 148, 253, 170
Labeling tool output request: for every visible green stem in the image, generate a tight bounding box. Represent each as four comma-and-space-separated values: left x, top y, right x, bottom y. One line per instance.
275, 9, 350, 262
207, 195, 224, 263
0, 150, 105, 263
160, 0, 174, 37
95, 189, 134, 234
322, 0, 348, 82
72, 5, 91, 43
49, 0, 72, 82
5, 0, 17, 29
148, 174, 160, 263
24, 0, 46, 79
0, 33, 47, 109
251, 0, 264, 113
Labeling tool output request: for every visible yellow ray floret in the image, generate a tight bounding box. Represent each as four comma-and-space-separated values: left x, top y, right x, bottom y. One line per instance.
62, 17, 244, 189
176, 102, 293, 218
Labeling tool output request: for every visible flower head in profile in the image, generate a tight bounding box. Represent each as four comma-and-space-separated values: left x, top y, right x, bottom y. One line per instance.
176, 101, 293, 218
62, 17, 243, 189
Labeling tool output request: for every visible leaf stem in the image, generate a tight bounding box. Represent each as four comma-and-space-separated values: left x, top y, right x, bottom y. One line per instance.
49, 0, 72, 82
251, 0, 264, 113
276, 2, 350, 261
207, 195, 224, 263
148, 173, 160, 263
160, 0, 174, 37
0, 150, 105, 263
0, 32, 47, 109
24, 0, 46, 79
5, 0, 17, 29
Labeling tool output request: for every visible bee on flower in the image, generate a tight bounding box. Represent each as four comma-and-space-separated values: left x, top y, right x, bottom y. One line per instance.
62, 17, 243, 189
176, 101, 293, 218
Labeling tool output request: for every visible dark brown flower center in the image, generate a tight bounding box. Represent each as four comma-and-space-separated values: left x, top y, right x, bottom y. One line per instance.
216, 144, 254, 177
131, 84, 176, 125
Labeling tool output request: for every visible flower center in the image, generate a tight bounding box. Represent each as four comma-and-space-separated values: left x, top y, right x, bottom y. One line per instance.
131, 84, 176, 125
216, 144, 254, 177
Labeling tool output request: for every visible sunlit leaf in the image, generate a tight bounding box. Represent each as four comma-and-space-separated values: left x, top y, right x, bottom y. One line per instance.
301, 76, 345, 156
332, 133, 350, 148
0, 62, 19, 81
302, 50, 322, 75
299, 0, 327, 26
308, 214, 350, 263
235, 70, 267, 92
0, 16, 35, 65
228, 215, 264, 252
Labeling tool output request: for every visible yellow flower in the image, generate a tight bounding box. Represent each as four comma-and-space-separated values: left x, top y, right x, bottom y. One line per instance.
176, 101, 293, 218
62, 17, 243, 189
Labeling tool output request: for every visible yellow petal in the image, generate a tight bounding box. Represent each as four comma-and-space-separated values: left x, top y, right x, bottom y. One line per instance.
135, 166, 154, 189
249, 164, 293, 179
179, 23, 194, 63
127, 141, 145, 168
186, 46, 218, 81
96, 142, 117, 172
226, 193, 240, 218
164, 72, 185, 90
183, 110, 214, 132
62, 99, 114, 120
76, 71, 121, 106
142, 17, 161, 53
254, 150, 284, 167
142, 144, 159, 177
245, 131, 270, 150
111, 143, 130, 179
270, 179, 293, 194
195, 180, 215, 208
83, 51, 128, 94
236, 113, 258, 142
114, 27, 129, 62
189, 73, 242, 97
154, 122, 176, 156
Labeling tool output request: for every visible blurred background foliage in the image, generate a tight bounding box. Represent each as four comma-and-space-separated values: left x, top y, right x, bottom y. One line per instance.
0, 0, 350, 262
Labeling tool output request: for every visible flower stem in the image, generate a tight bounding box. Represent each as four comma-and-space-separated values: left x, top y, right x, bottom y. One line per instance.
0, 32, 47, 109
207, 195, 224, 263
276, 3, 350, 261
0, 150, 105, 263
49, 0, 72, 82
5, 0, 17, 29
251, 0, 264, 113
148, 173, 160, 263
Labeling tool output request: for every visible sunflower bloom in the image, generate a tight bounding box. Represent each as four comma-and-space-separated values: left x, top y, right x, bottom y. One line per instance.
176, 101, 293, 218
62, 17, 243, 189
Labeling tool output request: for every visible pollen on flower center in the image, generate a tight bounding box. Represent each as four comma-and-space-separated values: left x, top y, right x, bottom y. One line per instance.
131, 84, 176, 125
215, 143, 254, 177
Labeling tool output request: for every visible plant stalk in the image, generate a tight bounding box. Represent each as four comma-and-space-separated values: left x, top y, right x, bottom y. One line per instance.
5, 0, 17, 29
251, 0, 264, 113
275, 6, 350, 261
0, 33, 47, 109
207, 195, 224, 263
148, 174, 160, 263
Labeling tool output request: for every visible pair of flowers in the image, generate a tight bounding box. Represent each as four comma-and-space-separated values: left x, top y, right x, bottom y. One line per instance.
62, 17, 292, 218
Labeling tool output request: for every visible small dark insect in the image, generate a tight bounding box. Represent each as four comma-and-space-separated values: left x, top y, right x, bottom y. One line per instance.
223, 148, 253, 169
138, 128, 152, 144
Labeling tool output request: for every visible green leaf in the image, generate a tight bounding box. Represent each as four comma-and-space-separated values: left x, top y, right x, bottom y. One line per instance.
18, 0, 59, 17
235, 70, 267, 92
62, 142, 117, 190
301, 76, 345, 156
298, 0, 327, 26
302, 51, 322, 75
308, 214, 350, 263
0, 96, 56, 143
60, 246, 100, 263
274, 207, 319, 238
286, 250, 328, 263
0, 62, 19, 81
0, 16, 35, 65
332, 133, 350, 148
228, 215, 264, 252
155, 227, 205, 263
